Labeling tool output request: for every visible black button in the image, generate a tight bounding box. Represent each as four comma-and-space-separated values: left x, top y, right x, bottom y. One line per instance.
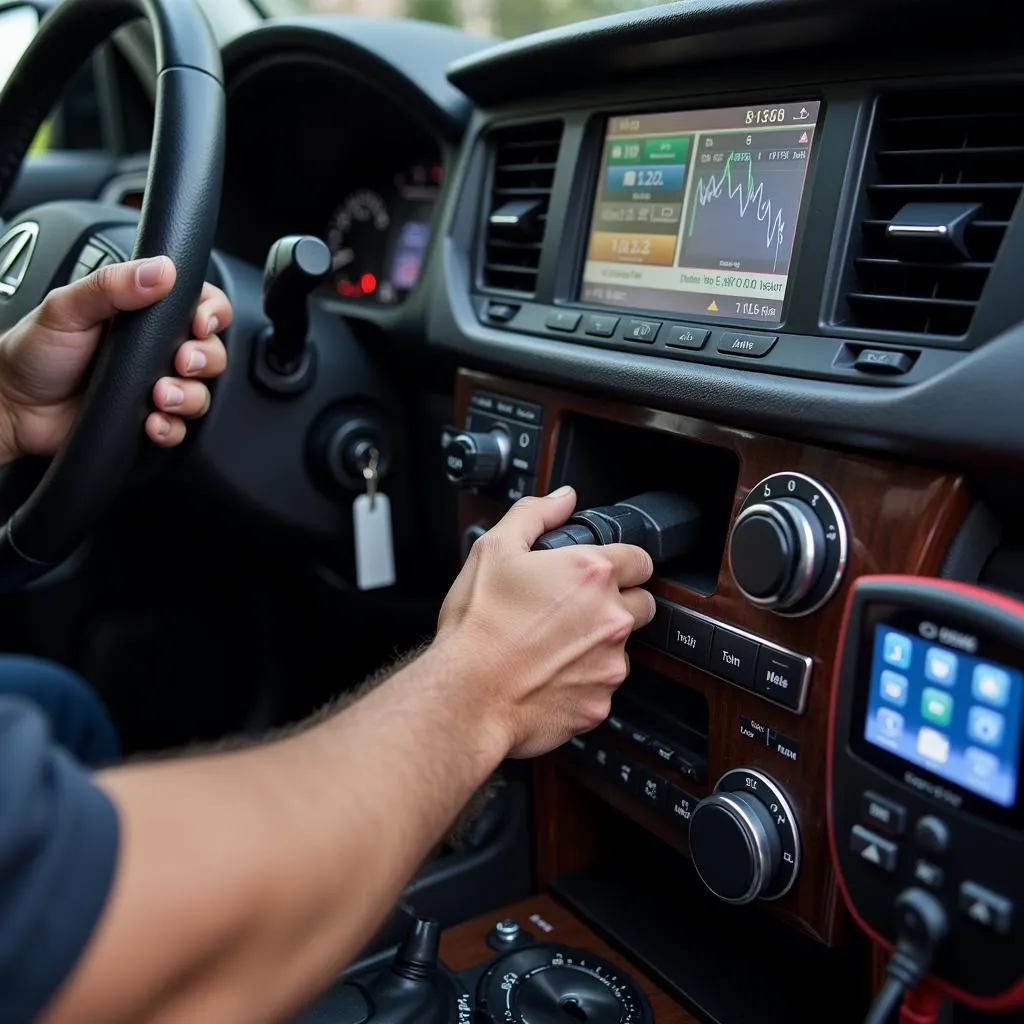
709, 627, 759, 688
672, 752, 707, 785
666, 784, 698, 829
470, 392, 497, 413
605, 714, 627, 735
486, 302, 519, 323
666, 325, 710, 350
850, 825, 899, 872
667, 607, 714, 667
959, 882, 1013, 935
861, 792, 906, 836
648, 738, 676, 766
608, 750, 637, 792
625, 318, 662, 343
754, 646, 809, 711
740, 716, 769, 745
769, 730, 800, 762
636, 767, 668, 808
914, 816, 950, 855
717, 332, 778, 358
583, 314, 620, 337
627, 725, 650, 747
545, 311, 581, 332
508, 424, 541, 474
494, 397, 517, 417
635, 599, 670, 650
566, 735, 588, 758
589, 736, 614, 774
854, 349, 914, 375
512, 401, 543, 426
913, 860, 945, 890
500, 474, 534, 506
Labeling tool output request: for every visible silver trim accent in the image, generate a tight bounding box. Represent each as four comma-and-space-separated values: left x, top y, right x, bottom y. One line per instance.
886, 223, 948, 237
0, 221, 39, 297
714, 768, 801, 902
690, 791, 776, 905
666, 601, 813, 714
730, 472, 848, 618
775, 497, 819, 607
490, 427, 511, 473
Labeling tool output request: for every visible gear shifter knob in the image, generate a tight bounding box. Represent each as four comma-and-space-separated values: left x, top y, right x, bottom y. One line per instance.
261, 235, 331, 375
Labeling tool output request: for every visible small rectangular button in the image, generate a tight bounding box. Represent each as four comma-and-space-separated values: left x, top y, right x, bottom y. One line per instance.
627, 726, 650, 747
635, 767, 668, 808
666, 325, 710, 350
605, 714, 627, 735
545, 310, 581, 332
634, 599, 670, 650
625, 318, 662, 343
486, 301, 519, 323
608, 750, 637, 792
667, 607, 714, 667
672, 753, 707, 785
717, 332, 778, 358
494, 397, 517, 418
851, 825, 899, 872
754, 646, 810, 711
710, 627, 759, 689
914, 860, 945, 889
769, 730, 800, 762
861, 791, 907, 836
740, 716, 769, 745
584, 314, 620, 337
508, 424, 541, 474
648, 738, 677, 766
854, 348, 914, 375
959, 882, 1013, 935
512, 401, 543, 426
469, 392, 497, 413
589, 736, 613, 774
500, 473, 534, 506
666, 784, 698, 829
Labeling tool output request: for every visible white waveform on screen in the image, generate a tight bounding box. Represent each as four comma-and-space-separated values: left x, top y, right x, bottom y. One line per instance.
690, 154, 787, 270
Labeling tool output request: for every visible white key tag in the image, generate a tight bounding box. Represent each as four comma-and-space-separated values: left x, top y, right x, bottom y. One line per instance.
354, 447, 396, 591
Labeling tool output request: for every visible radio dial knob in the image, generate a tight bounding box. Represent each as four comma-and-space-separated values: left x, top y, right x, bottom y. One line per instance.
444, 429, 511, 488
728, 474, 848, 616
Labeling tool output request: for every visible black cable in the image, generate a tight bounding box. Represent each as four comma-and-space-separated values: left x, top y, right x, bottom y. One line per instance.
862, 890, 949, 1024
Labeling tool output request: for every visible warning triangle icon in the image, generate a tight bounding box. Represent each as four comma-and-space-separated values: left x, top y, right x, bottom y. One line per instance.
968, 902, 992, 925
862, 844, 881, 864
706, 300, 719, 312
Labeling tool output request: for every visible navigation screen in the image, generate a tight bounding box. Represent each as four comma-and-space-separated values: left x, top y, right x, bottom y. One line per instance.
863, 624, 1024, 808
579, 101, 820, 326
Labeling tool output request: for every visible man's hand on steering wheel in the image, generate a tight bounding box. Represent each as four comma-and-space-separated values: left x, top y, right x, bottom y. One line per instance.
0, 255, 230, 464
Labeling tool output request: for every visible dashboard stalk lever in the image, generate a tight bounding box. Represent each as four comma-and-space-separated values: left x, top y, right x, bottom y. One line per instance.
261, 234, 331, 377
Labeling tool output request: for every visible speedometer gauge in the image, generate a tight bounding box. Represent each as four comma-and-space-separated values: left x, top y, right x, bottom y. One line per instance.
326, 189, 392, 300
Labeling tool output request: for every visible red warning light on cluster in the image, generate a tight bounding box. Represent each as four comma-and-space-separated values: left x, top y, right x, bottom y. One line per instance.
360, 272, 377, 294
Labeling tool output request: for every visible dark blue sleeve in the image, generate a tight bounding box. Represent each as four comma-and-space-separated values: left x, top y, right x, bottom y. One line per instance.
0, 697, 120, 1023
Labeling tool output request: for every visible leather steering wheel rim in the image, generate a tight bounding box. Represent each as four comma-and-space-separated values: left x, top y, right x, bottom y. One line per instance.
0, 0, 224, 587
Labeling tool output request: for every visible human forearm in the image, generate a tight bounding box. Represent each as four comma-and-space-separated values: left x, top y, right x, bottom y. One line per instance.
45, 643, 505, 1024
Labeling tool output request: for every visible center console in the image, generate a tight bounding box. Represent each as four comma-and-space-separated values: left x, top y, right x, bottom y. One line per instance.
445, 367, 969, 965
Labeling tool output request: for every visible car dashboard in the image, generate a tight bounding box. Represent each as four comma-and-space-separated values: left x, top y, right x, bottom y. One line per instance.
207, 3, 1024, 1021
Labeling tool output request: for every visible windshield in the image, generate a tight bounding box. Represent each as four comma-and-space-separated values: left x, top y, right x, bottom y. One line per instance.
256, 0, 670, 38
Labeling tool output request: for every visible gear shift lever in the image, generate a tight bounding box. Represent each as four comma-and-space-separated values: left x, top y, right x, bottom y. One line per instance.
261, 235, 331, 376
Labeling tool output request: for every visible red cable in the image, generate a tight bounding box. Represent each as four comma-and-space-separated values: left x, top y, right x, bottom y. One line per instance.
900, 986, 944, 1024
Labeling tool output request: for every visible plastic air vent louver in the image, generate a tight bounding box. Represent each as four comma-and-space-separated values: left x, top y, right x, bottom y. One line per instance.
842, 90, 1024, 339
480, 121, 563, 296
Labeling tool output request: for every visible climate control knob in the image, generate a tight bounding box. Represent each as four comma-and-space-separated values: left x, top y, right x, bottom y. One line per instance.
689, 769, 800, 904
728, 472, 847, 616
444, 429, 511, 488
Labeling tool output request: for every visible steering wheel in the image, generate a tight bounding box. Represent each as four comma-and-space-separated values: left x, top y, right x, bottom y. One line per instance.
0, 0, 224, 587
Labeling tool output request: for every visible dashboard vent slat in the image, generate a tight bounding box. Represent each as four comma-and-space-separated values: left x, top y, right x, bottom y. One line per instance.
481, 121, 563, 296
840, 89, 1024, 340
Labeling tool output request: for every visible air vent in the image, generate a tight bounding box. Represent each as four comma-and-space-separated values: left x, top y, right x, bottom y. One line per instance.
480, 121, 563, 296
842, 90, 1024, 339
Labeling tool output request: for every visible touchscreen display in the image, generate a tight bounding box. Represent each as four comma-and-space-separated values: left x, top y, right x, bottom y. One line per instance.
579, 101, 820, 326
863, 624, 1024, 808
